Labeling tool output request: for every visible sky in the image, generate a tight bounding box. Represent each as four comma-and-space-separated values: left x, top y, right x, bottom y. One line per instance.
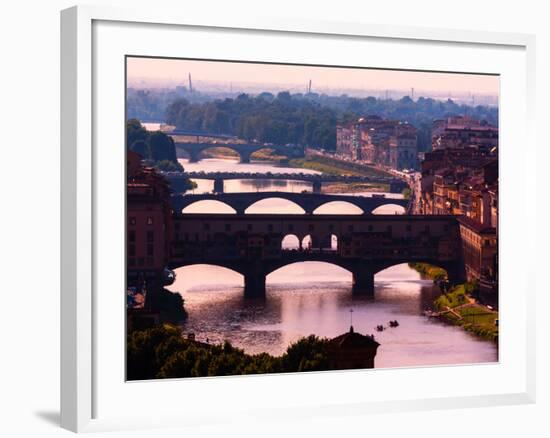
126, 57, 499, 100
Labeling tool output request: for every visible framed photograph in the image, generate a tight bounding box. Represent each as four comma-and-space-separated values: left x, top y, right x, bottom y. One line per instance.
61, 5, 536, 433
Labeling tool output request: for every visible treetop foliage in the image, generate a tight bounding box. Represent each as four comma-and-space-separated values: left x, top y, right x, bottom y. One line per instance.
127, 324, 332, 380
126, 119, 183, 172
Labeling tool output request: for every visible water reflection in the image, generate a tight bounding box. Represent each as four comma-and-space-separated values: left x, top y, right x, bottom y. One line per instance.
167, 263, 497, 366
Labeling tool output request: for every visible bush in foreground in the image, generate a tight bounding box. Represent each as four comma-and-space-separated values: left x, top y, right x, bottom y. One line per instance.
127, 325, 330, 380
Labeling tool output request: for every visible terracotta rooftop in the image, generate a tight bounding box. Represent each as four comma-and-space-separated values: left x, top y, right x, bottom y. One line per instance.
458, 215, 496, 234
328, 326, 380, 348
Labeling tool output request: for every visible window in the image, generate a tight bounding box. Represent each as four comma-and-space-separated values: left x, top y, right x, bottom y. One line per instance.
147, 216, 154, 225
147, 231, 154, 242
128, 244, 136, 257
129, 216, 136, 226
129, 230, 136, 242
147, 244, 154, 256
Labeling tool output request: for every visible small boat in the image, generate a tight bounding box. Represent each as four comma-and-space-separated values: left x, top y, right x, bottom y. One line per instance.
389, 320, 400, 328
376, 325, 385, 332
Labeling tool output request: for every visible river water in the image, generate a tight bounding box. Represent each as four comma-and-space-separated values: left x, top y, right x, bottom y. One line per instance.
166, 157, 497, 368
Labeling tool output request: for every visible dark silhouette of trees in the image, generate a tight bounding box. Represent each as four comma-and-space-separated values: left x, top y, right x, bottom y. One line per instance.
126, 119, 183, 172
126, 325, 332, 380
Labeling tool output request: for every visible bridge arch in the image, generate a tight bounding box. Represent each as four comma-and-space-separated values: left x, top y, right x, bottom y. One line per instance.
281, 234, 301, 250
169, 263, 245, 287
244, 197, 306, 214
372, 261, 465, 285
313, 201, 364, 215
248, 146, 281, 160
266, 260, 353, 279
301, 234, 319, 250
195, 145, 240, 160
176, 144, 243, 163
371, 203, 406, 215
181, 200, 237, 214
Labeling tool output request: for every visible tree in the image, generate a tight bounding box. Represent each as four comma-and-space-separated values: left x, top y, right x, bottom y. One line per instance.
126, 118, 148, 149
130, 139, 150, 159
281, 335, 329, 372
164, 98, 189, 126
148, 131, 177, 162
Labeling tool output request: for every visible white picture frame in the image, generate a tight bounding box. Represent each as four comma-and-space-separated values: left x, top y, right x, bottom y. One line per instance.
60, 4, 536, 433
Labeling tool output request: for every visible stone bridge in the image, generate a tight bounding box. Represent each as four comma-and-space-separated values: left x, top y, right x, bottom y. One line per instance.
173, 142, 304, 163
161, 171, 407, 194
170, 213, 465, 297
171, 192, 410, 215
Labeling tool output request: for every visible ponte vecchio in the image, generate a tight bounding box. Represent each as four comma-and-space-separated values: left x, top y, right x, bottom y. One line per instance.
170, 212, 466, 297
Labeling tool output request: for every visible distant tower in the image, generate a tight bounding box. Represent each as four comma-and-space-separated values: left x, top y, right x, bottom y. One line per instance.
308, 79, 312, 94
411, 87, 414, 100
188, 73, 193, 93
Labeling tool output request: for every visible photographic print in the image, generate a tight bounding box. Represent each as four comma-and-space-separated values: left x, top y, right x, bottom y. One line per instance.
125, 57, 499, 380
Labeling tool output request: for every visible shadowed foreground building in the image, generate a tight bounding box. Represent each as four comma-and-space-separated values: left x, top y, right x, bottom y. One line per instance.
127, 150, 173, 286
327, 326, 380, 369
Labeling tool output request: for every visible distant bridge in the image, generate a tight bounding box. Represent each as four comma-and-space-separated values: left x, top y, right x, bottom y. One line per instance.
170, 213, 465, 297
168, 130, 236, 140
161, 171, 407, 193
172, 140, 305, 163
171, 192, 409, 215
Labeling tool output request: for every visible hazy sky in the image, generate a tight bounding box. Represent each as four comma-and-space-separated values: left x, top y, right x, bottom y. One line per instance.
127, 57, 499, 98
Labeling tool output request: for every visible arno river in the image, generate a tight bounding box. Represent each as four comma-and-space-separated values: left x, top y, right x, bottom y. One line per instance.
166, 157, 498, 368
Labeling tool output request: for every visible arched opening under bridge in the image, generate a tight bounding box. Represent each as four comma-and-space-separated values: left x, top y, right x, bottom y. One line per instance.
197, 145, 240, 161
371, 203, 406, 215
267, 261, 353, 286
181, 200, 237, 214
166, 264, 244, 293
313, 201, 364, 215
245, 198, 306, 214
281, 234, 301, 251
